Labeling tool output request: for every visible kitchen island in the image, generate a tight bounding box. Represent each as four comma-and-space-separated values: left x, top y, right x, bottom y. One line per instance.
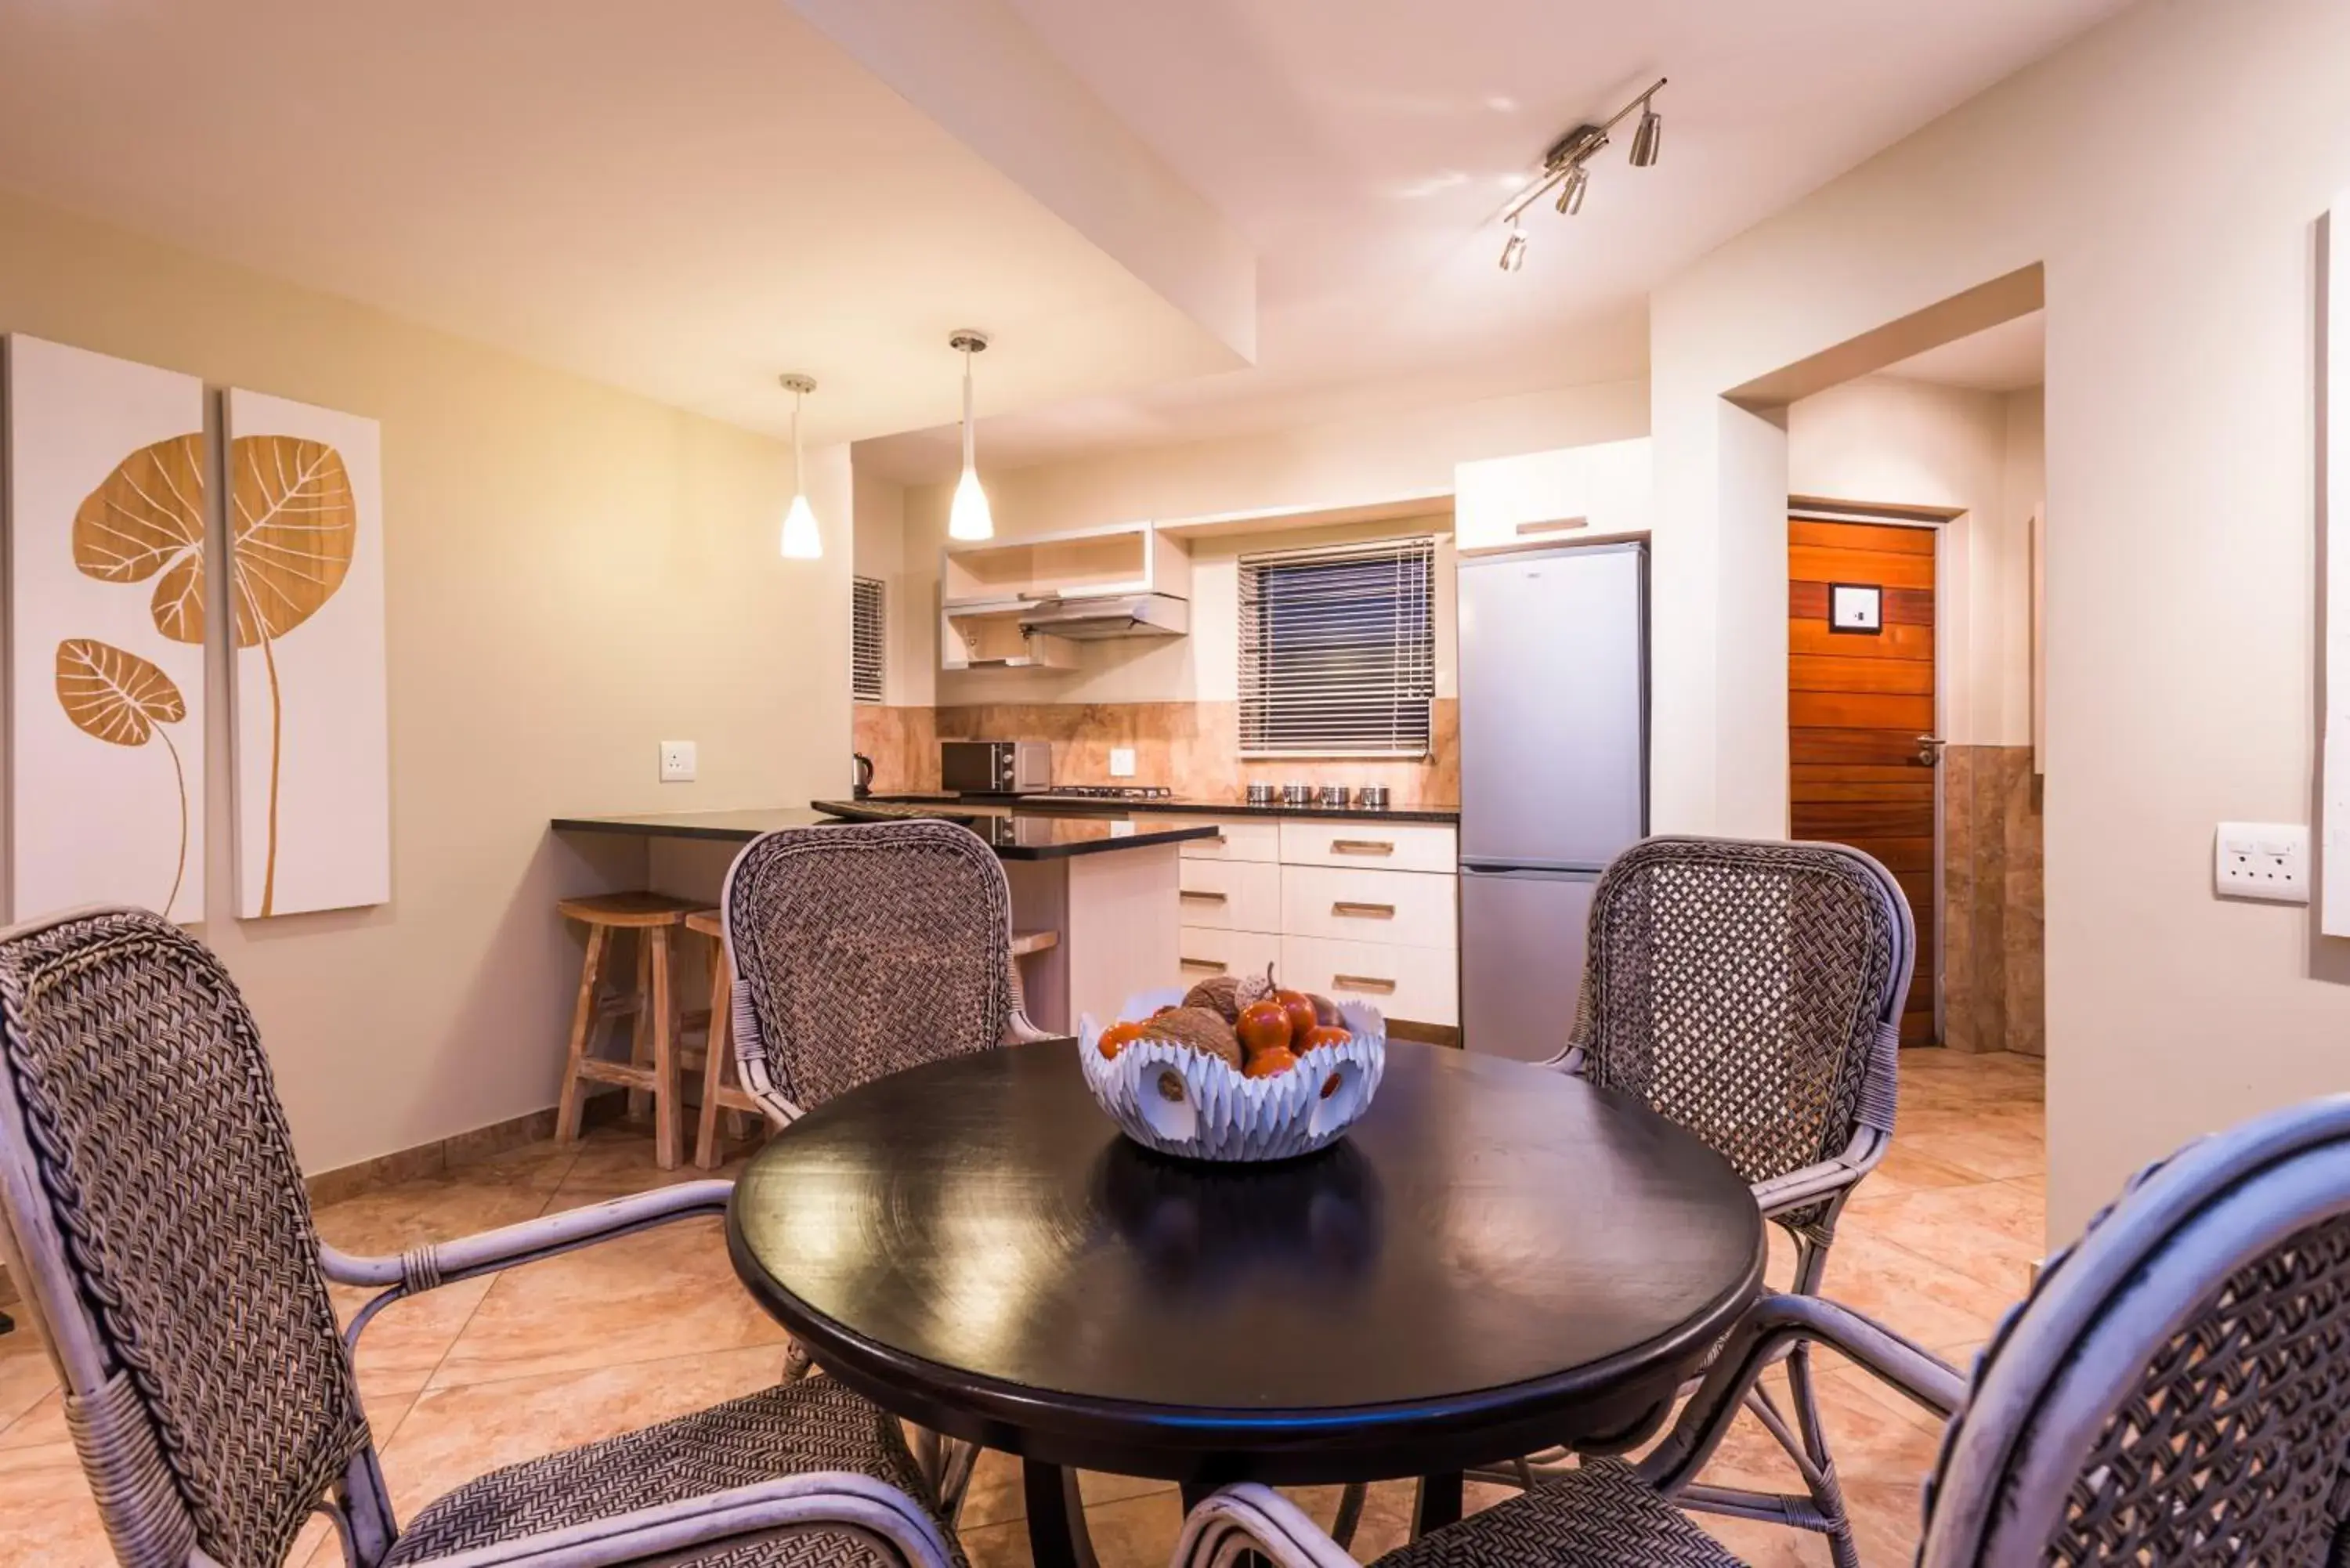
551, 806, 1215, 1031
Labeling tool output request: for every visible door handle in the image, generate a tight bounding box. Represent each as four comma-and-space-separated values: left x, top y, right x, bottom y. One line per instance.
1331, 839, 1395, 856
1334, 974, 1397, 994
1915, 734, 1946, 768
1332, 901, 1397, 919
1180, 890, 1228, 904
1180, 957, 1227, 974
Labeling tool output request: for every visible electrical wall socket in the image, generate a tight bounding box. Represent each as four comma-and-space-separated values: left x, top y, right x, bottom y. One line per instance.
1109, 746, 1137, 778
2215, 822, 2308, 903
659, 740, 697, 783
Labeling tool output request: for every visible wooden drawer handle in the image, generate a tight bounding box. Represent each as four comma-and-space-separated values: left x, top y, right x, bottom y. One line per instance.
1517, 515, 1589, 536
1331, 839, 1395, 855
1180, 890, 1229, 904
1334, 974, 1397, 994
1332, 901, 1396, 919
1180, 957, 1227, 974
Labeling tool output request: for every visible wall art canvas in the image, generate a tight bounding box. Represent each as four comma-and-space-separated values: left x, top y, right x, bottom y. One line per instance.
5, 335, 208, 923
221, 388, 391, 919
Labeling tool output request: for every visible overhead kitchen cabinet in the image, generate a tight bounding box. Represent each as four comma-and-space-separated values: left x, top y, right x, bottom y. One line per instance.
1452, 436, 1652, 553
939, 520, 1191, 671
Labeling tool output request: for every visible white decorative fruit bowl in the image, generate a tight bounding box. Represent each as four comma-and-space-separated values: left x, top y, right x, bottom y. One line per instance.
1077, 987, 1387, 1162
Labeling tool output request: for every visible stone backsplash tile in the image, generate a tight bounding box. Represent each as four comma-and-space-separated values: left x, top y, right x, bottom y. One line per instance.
855, 701, 1459, 807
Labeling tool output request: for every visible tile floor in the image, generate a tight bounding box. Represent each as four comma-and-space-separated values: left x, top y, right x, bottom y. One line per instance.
0, 1048, 2043, 1566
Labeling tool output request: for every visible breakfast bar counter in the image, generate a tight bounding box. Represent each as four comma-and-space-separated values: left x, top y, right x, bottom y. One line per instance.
551, 807, 1213, 1030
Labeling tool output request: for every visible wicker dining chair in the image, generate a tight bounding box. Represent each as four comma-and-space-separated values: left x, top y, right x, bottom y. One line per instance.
719, 819, 1048, 1508
1179, 1091, 2350, 1567
719, 819, 1050, 1125
1458, 835, 1914, 1568
0, 907, 964, 1568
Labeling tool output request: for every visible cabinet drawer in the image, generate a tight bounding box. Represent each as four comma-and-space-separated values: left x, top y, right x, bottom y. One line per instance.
1177, 859, 1282, 932
1169, 816, 1281, 862
1281, 865, 1456, 950
1178, 927, 1282, 985
1278, 819, 1458, 875
1279, 935, 1458, 1027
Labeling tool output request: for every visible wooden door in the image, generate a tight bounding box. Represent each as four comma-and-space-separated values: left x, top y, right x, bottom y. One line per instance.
1788, 518, 1937, 1044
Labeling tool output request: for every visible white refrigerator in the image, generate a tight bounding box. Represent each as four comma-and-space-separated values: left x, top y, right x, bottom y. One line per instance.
1456, 541, 1648, 1060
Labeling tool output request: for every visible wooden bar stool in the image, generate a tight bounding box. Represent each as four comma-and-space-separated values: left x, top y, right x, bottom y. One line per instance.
555, 891, 702, 1169
684, 909, 765, 1170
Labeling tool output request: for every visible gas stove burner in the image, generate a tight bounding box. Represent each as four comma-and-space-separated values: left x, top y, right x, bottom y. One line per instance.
1036, 785, 1173, 800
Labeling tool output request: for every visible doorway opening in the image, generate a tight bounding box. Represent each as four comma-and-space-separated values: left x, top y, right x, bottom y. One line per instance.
1782, 309, 2047, 1061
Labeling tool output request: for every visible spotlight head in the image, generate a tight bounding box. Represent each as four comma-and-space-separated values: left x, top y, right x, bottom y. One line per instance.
1630, 105, 1662, 168
1499, 225, 1528, 273
1556, 164, 1589, 215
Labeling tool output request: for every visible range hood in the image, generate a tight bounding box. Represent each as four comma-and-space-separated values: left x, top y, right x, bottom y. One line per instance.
1015, 592, 1189, 640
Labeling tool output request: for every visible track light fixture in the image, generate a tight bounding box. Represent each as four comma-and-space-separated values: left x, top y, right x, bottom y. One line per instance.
1498, 76, 1665, 271
1499, 222, 1528, 273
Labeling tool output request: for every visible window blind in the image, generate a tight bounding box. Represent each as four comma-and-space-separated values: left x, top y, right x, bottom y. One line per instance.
851, 576, 885, 705
1238, 537, 1435, 757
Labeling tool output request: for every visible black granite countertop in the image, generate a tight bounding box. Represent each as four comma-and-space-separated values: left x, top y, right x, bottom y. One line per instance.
867, 792, 1461, 826
551, 807, 1217, 861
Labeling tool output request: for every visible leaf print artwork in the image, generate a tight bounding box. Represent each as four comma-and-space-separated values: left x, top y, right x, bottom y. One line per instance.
73, 432, 357, 916
55, 638, 191, 916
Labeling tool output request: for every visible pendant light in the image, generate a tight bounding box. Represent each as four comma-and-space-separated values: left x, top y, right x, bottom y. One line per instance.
779, 373, 822, 559
947, 330, 994, 542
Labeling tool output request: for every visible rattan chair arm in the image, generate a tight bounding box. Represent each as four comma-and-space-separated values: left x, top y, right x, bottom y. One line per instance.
1750, 1126, 1889, 1217
1170, 1484, 1362, 1568
320, 1179, 735, 1335
1638, 1292, 1966, 1498
385, 1472, 960, 1568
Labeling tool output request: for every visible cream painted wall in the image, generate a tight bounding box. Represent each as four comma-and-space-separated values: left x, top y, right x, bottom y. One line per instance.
0, 189, 852, 1175
1648, 0, 2350, 1238
875, 378, 1648, 709
1787, 375, 2044, 747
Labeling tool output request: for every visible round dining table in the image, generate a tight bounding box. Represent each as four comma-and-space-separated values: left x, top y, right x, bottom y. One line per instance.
726, 1038, 1763, 1568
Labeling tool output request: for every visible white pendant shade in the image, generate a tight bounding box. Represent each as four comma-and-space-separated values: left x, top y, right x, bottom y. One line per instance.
946, 331, 994, 541
949, 465, 993, 542
778, 372, 822, 560
780, 491, 822, 558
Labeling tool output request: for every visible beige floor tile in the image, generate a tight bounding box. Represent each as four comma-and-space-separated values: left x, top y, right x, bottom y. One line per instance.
0, 1440, 111, 1567
1799, 1229, 2017, 1353
0, 1387, 64, 1452
428, 1212, 787, 1387
551, 1122, 762, 1195
1869, 1140, 2001, 1193
1843, 1180, 2045, 1299
0, 1327, 60, 1440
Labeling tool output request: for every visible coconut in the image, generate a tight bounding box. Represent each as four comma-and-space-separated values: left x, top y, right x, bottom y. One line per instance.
1139, 1006, 1246, 1072
1181, 974, 1246, 1022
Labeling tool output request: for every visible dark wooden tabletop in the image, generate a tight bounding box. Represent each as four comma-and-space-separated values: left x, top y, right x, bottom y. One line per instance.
727, 1039, 1764, 1485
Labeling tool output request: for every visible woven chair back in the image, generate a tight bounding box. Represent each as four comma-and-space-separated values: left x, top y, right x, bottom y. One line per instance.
0, 909, 368, 1568
1576, 836, 1910, 1189
1920, 1097, 2350, 1565
722, 820, 1014, 1113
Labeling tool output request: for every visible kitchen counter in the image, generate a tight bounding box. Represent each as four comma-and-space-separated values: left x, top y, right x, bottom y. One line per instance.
551, 806, 1194, 1030
551, 807, 1217, 861
868, 792, 1462, 826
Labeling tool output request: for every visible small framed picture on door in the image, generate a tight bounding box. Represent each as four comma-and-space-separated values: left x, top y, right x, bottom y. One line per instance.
1828, 583, 1882, 634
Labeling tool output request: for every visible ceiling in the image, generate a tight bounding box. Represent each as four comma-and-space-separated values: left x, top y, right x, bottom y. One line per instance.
0, 1, 2110, 469
0, 0, 1247, 445
1881, 311, 2047, 393
857, 0, 2126, 479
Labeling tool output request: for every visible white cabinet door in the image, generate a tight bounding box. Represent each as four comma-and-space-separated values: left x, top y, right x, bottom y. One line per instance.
1452, 438, 1650, 552
1178, 858, 1283, 932
1280, 865, 1457, 950
1280, 935, 1459, 1027
1278, 820, 1459, 875
1178, 927, 1282, 985
1169, 816, 1282, 862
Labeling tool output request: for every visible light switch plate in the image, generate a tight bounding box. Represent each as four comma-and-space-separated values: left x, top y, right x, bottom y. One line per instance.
1109, 746, 1137, 778
2216, 821, 2308, 903
659, 740, 697, 783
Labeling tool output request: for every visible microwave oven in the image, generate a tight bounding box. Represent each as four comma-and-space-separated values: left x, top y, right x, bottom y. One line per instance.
941, 740, 1051, 794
